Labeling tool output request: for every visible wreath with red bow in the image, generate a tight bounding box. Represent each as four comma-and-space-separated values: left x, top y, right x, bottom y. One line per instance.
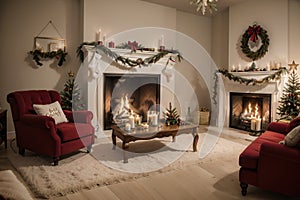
240, 23, 269, 61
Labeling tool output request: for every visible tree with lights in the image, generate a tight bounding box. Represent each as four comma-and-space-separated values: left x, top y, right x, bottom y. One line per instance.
60, 71, 86, 111
277, 67, 300, 120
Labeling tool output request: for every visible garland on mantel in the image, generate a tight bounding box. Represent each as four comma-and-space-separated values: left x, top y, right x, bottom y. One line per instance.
212, 67, 288, 105
76, 42, 182, 68
218, 67, 287, 86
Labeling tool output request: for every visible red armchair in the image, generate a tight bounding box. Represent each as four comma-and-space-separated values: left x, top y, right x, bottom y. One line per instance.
7, 90, 95, 165
239, 121, 300, 197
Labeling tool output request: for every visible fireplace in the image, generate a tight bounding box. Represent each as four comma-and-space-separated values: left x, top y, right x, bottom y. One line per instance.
229, 92, 271, 131
103, 73, 160, 130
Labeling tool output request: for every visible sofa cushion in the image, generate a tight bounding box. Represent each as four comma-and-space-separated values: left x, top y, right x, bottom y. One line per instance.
286, 117, 300, 133
56, 123, 94, 142
33, 101, 68, 124
239, 131, 284, 170
280, 125, 300, 147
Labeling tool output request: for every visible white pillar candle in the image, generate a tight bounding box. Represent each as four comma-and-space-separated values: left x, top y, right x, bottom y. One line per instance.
251, 118, 256, 131
97, 29, 101, 41
129, 115, 135, 129
256, 118, 261, 131
135, 115, 141, 126
152, 113, 158, 126
125, 123, 131, 132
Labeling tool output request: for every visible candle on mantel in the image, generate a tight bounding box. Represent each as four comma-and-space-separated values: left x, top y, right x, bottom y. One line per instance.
97, 29, 102, 42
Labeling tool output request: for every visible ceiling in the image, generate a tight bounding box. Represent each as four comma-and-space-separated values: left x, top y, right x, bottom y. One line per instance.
139, 0, 247, 16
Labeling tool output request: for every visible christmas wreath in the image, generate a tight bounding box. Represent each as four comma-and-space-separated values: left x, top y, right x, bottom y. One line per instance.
240, 23, 269, 61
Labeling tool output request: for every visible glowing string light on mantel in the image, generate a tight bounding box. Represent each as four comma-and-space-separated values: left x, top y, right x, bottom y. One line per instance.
190, 0, 218, 15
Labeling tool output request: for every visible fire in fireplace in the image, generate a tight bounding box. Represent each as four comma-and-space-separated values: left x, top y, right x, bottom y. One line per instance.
103, 73, 160, 130
229, 92, 271, 131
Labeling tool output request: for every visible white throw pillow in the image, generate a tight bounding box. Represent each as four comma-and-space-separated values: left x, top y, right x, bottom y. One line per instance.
33, 101, 68, 124
281, 125, 300, 147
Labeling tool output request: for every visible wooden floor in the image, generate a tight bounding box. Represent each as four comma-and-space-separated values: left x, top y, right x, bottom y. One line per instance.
1, 133, 299, 200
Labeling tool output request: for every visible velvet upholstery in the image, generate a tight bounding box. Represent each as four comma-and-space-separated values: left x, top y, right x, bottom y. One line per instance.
239, 122, 300, 197
7, 90, 95, 165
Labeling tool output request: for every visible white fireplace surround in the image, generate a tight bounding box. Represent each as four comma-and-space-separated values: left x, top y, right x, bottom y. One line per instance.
83, 47, 178, 137
218, 71, 288, 128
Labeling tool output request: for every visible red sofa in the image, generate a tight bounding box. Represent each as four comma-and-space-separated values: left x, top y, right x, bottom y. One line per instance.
7, 90, 95, 165
239, 120, 300, 197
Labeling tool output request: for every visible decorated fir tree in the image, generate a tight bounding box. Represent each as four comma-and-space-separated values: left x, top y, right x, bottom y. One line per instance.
60, 71, 86, 111
277, 70, 300, 120
163, 102, 180, 125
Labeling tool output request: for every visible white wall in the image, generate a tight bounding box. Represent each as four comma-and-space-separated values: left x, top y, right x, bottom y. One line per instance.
288, 0, 300, 73
212, 9, 229, 68
0, 0, 82, 132
229, 0, 289, 69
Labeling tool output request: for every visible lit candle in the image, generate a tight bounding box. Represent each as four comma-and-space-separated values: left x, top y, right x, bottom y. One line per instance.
232, 65, 236, 71
152, 113, 158, 126
97, 29, 101, 41
251, 118, 256, 131
135, 115, 141, 126
256, 117, 261, 131
129, 115, 135, 129
125, 123, 131, 132
238, 64, 242, 71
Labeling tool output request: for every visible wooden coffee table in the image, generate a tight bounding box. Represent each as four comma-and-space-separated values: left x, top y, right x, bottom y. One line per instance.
111, 123, 199, 163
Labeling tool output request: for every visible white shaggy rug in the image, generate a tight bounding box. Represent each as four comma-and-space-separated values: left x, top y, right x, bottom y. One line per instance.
8, 131, 250, 198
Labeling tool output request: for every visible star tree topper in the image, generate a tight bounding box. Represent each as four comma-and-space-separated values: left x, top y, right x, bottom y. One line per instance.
288, 60, 299, 71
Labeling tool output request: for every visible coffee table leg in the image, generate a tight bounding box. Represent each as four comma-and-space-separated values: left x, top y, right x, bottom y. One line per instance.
122, 141, 128, 163
112, 130, 116, 150
192, 128, 199, 152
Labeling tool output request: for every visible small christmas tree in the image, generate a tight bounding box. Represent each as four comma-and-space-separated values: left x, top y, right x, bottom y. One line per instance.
277, 70, 300, 120
60, 71, 86, 111
163, 102, 180, 125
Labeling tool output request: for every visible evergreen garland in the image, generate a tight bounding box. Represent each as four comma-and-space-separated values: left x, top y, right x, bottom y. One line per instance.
218, 67, 287, 86
29, 49, 67, 67
240, 24, 269, 61
277, 70, 300, 120
76, 42, 182, 68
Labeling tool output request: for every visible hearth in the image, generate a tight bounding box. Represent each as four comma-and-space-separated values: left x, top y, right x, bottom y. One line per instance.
229, 92, 271, 131
103, 73, 160, 130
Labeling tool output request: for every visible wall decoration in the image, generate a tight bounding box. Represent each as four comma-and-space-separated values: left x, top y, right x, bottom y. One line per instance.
240, 23, 269, 61
28, 21, 67, 67
76, 42, 182, 69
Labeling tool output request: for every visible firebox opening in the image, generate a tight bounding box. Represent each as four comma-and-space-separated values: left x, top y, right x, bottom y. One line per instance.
229, 92, 271, 132
104, 73, 160, 130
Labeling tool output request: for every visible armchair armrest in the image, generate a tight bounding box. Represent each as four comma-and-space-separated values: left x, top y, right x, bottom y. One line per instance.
20, 114, 56, 129
267, 122, 288, 135
64, 110, 93, 124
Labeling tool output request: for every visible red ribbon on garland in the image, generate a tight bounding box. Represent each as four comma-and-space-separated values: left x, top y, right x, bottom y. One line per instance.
247, 25, 261, 43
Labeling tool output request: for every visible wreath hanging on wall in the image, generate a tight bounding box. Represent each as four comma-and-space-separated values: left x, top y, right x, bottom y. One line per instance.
240, 23, 269, 61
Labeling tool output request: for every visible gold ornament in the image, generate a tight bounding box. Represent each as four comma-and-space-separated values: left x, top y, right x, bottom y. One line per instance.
288, 60, 299, 71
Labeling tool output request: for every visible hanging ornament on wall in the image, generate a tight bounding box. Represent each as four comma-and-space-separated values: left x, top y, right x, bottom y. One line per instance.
240, 23, 269, 61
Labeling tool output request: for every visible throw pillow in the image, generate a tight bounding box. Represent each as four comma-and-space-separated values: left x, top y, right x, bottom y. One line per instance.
33, 101, 68, 124
281, 125, 300, 147
286, 117, 300, 133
